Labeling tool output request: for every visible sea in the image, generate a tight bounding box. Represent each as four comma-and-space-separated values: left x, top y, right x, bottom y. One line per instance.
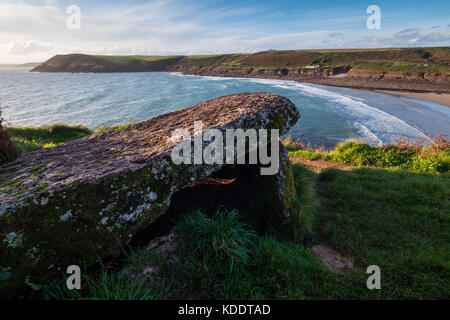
1, 67, 449, 149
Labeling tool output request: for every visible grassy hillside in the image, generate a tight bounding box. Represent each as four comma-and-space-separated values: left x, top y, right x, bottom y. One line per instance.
233, 47, 450, 75
40, 151, 449, 300
5, 124, 449, 300
32, 47, 450, 76
32, 54, 184, 73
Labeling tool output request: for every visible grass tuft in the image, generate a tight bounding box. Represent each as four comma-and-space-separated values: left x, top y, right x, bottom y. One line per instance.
176, 209, 257, 265
41, 269, 157, 300
282, 163, 319, 243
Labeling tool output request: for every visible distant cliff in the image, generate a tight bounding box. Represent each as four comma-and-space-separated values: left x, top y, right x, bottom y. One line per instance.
31, 47, 450, 92
0, 62, 41, 68
31, 54, 184, 73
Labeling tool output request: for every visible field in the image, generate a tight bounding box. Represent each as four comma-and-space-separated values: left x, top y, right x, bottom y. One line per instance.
5, 125, 449, 300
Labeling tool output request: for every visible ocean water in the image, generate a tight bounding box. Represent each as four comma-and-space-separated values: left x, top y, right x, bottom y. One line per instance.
1, 68, 449, 149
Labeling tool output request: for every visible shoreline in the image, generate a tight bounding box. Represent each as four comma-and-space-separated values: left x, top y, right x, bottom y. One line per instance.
169, 68, 450, 104
176, 70, 450, 107
23, 67, 450, 107
374, 90, 450, 107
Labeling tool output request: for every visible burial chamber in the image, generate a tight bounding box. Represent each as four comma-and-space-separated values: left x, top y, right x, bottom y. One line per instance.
0, 92, 300, 298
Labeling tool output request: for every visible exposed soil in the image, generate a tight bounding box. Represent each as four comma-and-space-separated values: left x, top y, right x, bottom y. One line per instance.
290, 157, 350, 172
146, 230, 179, 264
311, 244, 354, 273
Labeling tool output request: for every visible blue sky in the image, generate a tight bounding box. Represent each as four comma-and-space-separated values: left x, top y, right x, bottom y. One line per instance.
0, 0, 449, 63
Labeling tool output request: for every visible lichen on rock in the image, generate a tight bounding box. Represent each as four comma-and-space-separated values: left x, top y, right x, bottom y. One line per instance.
0, 92, 299, 298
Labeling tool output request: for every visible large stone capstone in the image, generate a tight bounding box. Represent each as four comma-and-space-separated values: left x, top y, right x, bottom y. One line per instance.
0, 92, 299, 298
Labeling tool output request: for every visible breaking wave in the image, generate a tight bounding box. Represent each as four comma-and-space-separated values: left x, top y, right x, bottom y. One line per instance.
247, 78, 431, 145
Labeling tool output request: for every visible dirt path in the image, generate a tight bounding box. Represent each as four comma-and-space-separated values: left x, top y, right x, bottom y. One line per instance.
290, 156, 356, 272
290, 156, 350, 172
311, 244, 354, 273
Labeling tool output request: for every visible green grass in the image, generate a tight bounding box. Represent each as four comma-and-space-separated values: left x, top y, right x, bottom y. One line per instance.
176, 209, 257, 265
7, 124, 92, 153
281, 163, 319, 243
33, 47, 450, 77
94, 123, 132, 133
41, 159, 449, 299
317, 167, 449, 299
6, 123, 132, 154
42, 264, 170, 300
91, 55, 181, 63
288, 139, 450, 173
9, 125, 448, 300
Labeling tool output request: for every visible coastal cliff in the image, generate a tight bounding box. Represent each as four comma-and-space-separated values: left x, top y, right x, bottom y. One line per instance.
170, 66, 450, 92
31, 48, 450, 93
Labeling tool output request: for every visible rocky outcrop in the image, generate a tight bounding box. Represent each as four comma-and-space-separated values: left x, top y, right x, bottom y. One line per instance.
0, 93, 299, 298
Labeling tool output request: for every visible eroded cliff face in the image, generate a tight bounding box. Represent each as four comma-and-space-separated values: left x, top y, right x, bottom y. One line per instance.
0, 93, 300, 298
168, 66, 450, 92
31, 50, 450, 93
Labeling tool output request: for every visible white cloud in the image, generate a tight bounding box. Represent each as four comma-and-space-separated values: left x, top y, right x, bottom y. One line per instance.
0, 1, 449, 63
328, 32, 343, 38
336, 28, 450, 48
2, 40, 56, 55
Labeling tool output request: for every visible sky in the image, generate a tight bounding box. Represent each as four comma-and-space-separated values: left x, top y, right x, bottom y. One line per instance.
0, 0, 449, 63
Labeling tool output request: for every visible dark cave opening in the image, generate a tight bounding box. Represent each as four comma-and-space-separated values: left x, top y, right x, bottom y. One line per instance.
129, 163, 273, 247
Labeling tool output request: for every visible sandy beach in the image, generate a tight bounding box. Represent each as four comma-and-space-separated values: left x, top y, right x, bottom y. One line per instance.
376, 90, 450, 107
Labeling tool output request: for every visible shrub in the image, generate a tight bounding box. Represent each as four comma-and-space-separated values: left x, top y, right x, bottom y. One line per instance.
0, 110, 18, 164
